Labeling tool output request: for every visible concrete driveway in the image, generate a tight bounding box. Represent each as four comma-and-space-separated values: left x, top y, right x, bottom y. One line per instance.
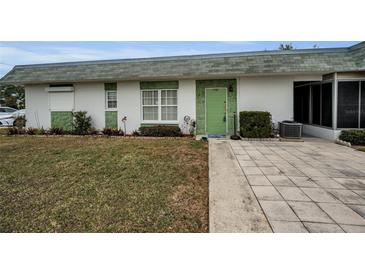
209, 138, 365, 233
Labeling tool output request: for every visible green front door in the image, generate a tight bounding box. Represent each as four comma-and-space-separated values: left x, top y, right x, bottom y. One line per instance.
206, 88, 227, 134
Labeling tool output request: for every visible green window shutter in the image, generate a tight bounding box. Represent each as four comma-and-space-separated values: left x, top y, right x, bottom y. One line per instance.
104, 83, 117, 91
140, 81, 179, 90
105, 111, 118, 128
51, 111, 73, 130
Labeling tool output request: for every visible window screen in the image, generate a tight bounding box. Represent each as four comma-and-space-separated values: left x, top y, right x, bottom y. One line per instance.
337, 81, 359, 128
142, 90, 158, 120
293, 84, 310, 123
312, 84, 321, 125
161, 90, 177, 121
321, 82, 332, 127
361, 81, 365, 128
106, 91, 117, 109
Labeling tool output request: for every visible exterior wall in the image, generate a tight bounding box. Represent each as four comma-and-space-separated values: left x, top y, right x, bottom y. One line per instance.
25, 84, 51, 129
303, 124, 341, 140
117, 81, 140, 133
178, 79, 196, 134
238, 75, 322, 124
25, 80, 196, 134
74, 82, 105, 129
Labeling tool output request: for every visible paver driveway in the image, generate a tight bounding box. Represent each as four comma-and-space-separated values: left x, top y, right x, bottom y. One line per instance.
209, 138, 365, 232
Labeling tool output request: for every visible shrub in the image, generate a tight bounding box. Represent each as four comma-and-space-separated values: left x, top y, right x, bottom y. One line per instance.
139, 125, 182, 137
72, 111, 92, 135
132, 130, 140, 136
49, 127, 64, 135
239, 111, 272, 138
102, 128, 123, 136
0, 128, 9, 135
13, 115, 26, 128
339, 130, 365, 145
26, 127, 37, 135
88, 127, 99, 135
38, 127, 46, 135
7, 127, 25, 135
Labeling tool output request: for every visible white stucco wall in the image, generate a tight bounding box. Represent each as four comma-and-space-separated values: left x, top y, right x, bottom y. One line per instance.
303, 125, 341, 140
74, 82, 105, 129
25, 84, 51, 129
238, 75, 322, 124
24, 80, 197, 133
177, 79, 196, 134
117, 81, 140, 133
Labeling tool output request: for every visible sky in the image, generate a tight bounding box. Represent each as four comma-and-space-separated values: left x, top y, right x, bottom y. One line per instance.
0, 41, 359, 78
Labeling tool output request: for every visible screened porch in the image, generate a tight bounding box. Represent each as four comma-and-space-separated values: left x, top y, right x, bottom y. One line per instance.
293, 72, 365, 139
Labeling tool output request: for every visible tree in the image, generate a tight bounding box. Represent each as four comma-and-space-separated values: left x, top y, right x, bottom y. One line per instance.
0, 85, 25, 109
278, 43, 294, 50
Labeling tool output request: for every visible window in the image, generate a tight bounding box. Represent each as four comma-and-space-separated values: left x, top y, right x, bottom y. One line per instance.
141, 89, 178, 122
106, 90, 117, 109
321, 82, 333, 127
293, 81, 332, 127
105, 83, 117, 109
337, 81, 359, 128
161, 90, 177, 120
311, 84, 321, 125
293, 84, 310, 124
142, 90, 158, 120
361, 81, 365, 128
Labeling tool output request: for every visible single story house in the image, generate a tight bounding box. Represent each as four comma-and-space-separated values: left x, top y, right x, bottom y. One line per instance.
1, 42, 364, 139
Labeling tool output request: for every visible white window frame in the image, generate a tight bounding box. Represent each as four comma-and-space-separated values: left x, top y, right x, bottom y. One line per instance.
105, 90, 117, 110
140, 89, 178, 124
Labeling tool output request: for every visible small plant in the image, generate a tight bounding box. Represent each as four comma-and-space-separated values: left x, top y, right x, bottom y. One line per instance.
72, 111, 92, 135
26, 127, 37, 135
7, 127, 20, 135
88, 127, 99, 135
49, 127, 64, 135
139, 125, 182, 137
13, 115, 26, 129
38, 127, 46, 135
132, 130, 140, 136
239, 111, 272, 138
0, 128, 9, 135
339, 130, 365, 145
102, 128, 122, 136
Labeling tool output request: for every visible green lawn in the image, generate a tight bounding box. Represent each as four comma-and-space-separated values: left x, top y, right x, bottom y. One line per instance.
0, 136, 208, 232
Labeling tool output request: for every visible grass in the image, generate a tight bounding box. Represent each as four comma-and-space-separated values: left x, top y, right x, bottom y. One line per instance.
0, 136, 208, 232
354, 146, 365, 153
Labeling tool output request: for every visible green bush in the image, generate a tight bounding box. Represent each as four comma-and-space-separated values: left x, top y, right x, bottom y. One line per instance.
13, 115, 26, 128
339, 130, 365, 145
139, 125, 182, 137
239, 111, 272, 138
72, 111, 92, 135
38, 127, 46, 135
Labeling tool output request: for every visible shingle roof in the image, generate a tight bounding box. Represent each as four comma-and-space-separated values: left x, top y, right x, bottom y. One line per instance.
1, 42, 364, 85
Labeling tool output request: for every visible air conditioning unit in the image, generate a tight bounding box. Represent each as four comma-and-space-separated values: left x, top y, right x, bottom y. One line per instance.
279, 121, 303, 139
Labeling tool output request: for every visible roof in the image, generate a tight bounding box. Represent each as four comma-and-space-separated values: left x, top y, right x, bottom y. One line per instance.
1, 42, 365, 85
